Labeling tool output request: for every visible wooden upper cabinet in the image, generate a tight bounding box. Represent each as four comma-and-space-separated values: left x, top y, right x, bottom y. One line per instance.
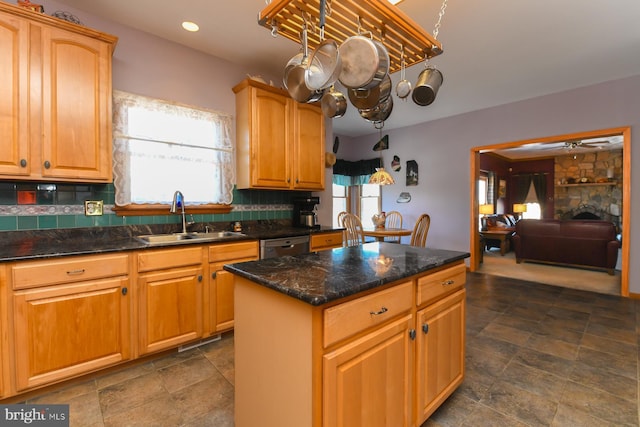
233, 78, 326, 191
0, 10, 29, 176
0, 2, 117, 182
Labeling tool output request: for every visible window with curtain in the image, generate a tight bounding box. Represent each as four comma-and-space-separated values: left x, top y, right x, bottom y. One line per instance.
112, 91, 234, 209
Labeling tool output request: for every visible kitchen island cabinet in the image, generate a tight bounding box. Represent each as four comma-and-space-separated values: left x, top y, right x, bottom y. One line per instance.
233, 78, 325, 191
0, 2, 117, 182
10, 253, 130, 391
226, 243, 469, 427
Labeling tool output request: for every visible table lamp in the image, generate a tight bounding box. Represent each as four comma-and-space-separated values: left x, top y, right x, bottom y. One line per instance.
513, 203, 527, 220
479, 204, 494, 231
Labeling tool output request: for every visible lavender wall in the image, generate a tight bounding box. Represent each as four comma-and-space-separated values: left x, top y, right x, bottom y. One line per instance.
44, 1, 639, 293
341, 75, 640, 293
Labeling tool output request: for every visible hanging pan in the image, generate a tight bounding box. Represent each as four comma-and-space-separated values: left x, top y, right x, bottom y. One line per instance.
285, 22, 324, 103
305, 0, 342, 91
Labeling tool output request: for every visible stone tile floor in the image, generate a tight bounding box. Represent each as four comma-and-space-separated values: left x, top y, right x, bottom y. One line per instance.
25, 272, 640, 426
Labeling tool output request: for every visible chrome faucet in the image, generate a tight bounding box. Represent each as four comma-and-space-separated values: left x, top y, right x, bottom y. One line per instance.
170, 190, 187, 234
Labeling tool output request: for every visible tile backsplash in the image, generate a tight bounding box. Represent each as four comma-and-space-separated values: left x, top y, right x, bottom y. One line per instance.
0, 182, 301, 231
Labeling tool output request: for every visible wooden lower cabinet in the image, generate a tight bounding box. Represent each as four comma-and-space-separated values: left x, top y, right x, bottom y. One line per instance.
415, 289, 466, 423
323, 314, 414, 427
310, 231, 343, 251
137, 247, 204, 355
207, 241, 259, 334
13, 276, 130, 391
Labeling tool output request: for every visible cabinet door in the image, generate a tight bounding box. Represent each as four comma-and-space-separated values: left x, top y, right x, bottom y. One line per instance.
250, 87, 291, 188
138, 266, 204, 355
415, 289, 465, 424
323, 314, 413, 427
210, 267, 235, 333
13, 277, 130, 391
0, 11, 29, 176
40, 25, 113, 181
292, 102, 325, 190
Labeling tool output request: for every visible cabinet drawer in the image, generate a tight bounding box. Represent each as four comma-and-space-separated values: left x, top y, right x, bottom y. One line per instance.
324, 280, 413, 348
12, 254, 129, 290
137, 246, 203, 273
208, 241, 258, 263
416, 262, 466, 307
310, 231, 343, 251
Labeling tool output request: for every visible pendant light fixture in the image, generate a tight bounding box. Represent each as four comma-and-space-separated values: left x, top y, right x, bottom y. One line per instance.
368, 123, 395, 185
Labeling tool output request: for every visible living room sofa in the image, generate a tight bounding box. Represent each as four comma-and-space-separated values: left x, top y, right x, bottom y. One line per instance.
512, 219, 619, 274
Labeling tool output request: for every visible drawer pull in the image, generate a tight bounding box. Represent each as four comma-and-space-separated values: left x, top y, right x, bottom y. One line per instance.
369, 306, 388, 316
442, 279, 455, 286
66, 269, 86, 275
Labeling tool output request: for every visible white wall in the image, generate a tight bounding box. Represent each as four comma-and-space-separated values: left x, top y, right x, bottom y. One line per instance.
341, 75, 640, 293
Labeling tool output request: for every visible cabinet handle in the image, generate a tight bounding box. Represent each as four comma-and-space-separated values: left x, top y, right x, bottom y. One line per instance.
369, 306, 388, 316
121, 287, 128, 296
66, 269, 85, 275
43, 160, 51, 169
441, 279, 454, 286
212, 272, 217, 279
198, 275, 203, 282
422, 323, 429, 334
20, 159, 27, 167
409, 329, 416, 340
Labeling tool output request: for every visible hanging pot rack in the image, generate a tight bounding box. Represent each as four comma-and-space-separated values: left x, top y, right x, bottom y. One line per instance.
258, 0, 443, 74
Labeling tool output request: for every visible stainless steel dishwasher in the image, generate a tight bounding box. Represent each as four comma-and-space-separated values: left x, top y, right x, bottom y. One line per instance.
260, 235, 310, 259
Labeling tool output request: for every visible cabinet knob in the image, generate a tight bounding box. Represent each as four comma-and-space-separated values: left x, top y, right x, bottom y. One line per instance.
441, 279, 454, 286
198, 275, 203, 282
20, 159, 27, 167
409, 329, 416, 340
422, 323, 429, 334
44, 160, 51, 169
212, 272, 217, 279
121, 287, 128, 296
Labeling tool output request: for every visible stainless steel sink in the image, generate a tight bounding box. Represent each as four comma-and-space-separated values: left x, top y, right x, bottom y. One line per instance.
136, 231, 246, 245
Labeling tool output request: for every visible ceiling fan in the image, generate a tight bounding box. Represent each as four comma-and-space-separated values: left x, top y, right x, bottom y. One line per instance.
563, 139, 609, 150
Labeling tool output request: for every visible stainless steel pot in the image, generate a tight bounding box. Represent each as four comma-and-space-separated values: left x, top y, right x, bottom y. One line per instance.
412, 66, 443, 106
359, 95, 393, 124
347, 73, 391, 110
338, 35, 389, 89
300, 212, 317, 227
321, 86, 347, 118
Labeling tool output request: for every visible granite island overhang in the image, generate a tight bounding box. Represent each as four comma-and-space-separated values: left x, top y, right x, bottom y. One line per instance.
225, 242, 470, 427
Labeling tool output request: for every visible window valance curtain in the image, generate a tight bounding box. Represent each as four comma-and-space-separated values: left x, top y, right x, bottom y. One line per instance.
332, 158, 382, 186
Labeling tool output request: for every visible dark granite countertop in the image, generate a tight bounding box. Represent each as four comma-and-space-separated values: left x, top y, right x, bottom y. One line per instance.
0, 222, 342, 262
224, 242, 470, 306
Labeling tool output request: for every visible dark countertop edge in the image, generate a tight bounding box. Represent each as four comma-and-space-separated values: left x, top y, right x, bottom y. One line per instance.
225, 250, 470, 306
0, 225, 344, 262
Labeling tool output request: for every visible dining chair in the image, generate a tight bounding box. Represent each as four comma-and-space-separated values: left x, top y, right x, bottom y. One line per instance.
342, 213, 365, 247
410, 214, 431, 247
384, 211, 403, 243
337, 211, 348, 227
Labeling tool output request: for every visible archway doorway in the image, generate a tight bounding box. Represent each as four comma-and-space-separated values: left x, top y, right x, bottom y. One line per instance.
469, 126, 630, 297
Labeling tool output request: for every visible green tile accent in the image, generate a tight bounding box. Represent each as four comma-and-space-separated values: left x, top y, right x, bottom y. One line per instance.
0, 216, 17, 231
17, 216, 37, 230
38, 215, 57, 229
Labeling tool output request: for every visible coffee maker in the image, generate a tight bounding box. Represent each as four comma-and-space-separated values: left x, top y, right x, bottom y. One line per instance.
293, 196, 320, 228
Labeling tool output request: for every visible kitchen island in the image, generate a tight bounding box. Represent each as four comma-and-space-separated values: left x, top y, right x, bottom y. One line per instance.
225, 242, 470, 427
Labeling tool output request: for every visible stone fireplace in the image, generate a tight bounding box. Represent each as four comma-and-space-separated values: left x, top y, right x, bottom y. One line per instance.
553, 149, 622, 231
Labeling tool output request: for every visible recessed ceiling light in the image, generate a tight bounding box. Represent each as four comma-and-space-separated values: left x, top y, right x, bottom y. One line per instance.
388, 0, 404, 4
182, 21, 199, 32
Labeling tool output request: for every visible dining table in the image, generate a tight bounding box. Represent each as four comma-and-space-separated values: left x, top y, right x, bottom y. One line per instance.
362, 227, 412, 242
